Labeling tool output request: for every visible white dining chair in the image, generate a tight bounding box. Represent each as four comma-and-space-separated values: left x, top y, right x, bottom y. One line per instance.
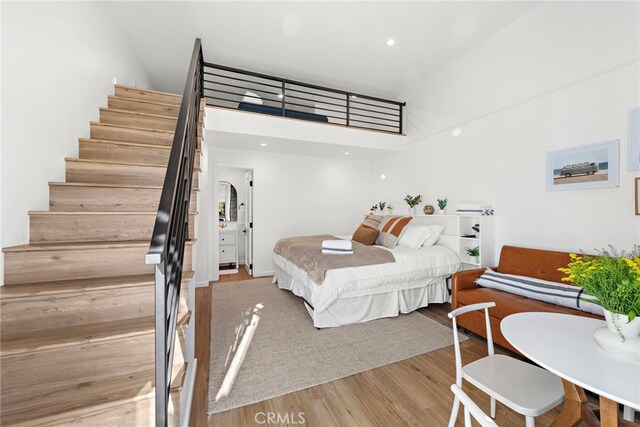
450, 384, 498, 427
448, 302, 564, 427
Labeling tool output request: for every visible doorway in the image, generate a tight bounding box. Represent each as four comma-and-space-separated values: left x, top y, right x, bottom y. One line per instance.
216, 166, 254, 278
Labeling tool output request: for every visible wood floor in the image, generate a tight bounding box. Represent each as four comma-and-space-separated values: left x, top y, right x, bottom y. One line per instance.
191, 276, 588, 427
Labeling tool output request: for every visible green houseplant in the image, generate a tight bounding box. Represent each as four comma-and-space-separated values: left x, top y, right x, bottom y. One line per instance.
465, 246, 480, 264
437, 198, 448, 215
558, 246, 640, 342
404, 195, 423, 214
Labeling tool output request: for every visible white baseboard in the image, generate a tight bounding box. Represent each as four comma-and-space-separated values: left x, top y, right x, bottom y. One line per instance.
253, 270, 274, 278
194, 280, 209, 288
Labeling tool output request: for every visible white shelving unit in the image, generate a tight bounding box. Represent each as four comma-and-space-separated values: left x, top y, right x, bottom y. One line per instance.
408, 214, 495, 270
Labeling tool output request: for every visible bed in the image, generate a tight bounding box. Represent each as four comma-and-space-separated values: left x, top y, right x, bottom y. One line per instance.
273, 236, 461, 328
238, 101, 329, 122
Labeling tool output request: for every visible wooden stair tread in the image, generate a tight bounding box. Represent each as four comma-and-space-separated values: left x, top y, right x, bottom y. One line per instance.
108, 95, 180, 108
115, 84, 181, 100
89, 121, 174, 135
80, 137, 202, 154
28, 210, 199, 216
1, 316, 154, 356
0, 271, 194, 300
48, 181, 200, 191
99, 107, 177, 121
65, 157, 202, 172
3, 239, 195, 253
2, 368, 157, 425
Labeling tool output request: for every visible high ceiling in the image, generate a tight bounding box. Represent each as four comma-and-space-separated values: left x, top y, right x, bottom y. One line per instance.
111, 1, 540, 103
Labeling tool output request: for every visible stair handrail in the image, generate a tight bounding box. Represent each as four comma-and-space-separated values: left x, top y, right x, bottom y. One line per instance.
145, 38, 203, 426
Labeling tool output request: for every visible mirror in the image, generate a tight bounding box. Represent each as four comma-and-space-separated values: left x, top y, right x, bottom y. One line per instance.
218, 181, 238, 222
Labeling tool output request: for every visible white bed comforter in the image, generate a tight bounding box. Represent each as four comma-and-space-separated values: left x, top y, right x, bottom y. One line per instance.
273, 244, 461, 313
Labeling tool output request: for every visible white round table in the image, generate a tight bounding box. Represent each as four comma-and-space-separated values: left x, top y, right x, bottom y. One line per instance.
502, 312, 640, 426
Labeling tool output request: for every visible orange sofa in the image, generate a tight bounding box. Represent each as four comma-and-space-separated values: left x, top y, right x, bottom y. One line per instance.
451, 245, 603, 354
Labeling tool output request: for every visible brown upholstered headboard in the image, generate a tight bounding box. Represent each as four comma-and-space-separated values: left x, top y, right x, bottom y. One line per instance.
496, 245, 576, 284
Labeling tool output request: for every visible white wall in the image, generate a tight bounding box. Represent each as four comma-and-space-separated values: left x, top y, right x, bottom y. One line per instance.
208, 146, 372, 278
373, 2, 640, 259
1, 2, 151, 283
405, 1, 640, 142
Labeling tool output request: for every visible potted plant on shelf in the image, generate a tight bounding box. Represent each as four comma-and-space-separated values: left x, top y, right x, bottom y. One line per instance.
370, 203, 379, 214
378, 201, 387, 214
437, 198, 448, 215
387, 204, 394, 214
559, 246, 640, 345
465, 246, 480, 264
404, 195, 423, 215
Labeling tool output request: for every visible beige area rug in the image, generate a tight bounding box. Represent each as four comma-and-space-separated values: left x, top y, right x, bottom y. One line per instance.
208, 278, 465, 414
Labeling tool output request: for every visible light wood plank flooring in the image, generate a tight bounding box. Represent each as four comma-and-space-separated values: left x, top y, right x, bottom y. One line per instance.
191, 277, 594, 426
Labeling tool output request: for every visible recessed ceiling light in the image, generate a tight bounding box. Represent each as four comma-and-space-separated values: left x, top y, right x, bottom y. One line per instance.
351, 95, 357, 99
452, 128, 462, 137
278, 94, 284, 99
260, 143, 268, 147
386, 39, 395, 47
344, 151, 350, 155
380, 174, 387, 180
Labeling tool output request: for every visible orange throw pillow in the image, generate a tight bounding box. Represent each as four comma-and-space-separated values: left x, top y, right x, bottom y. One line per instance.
352, 225, 379, 246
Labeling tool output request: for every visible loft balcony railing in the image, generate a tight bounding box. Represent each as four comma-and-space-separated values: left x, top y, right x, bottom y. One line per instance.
203, 62, 406, 134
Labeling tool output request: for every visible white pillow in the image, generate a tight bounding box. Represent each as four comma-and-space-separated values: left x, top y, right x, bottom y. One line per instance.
397, 225, 432, 249
422, 225, 445, 247
242, 91, 263, 105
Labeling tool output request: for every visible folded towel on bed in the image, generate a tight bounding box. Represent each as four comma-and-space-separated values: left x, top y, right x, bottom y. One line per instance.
321, 249, 354, 255
322, 239, 352, 251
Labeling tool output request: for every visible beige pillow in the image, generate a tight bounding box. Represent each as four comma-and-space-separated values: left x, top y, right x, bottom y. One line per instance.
362, 214, 383, 229
376, 216, 413, 248
352, 225, 379, 246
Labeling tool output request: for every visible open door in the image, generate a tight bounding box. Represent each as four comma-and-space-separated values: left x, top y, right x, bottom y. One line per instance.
244, 170, 253, 276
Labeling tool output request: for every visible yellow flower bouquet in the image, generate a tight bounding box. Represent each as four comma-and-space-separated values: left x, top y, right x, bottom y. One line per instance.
559, 246, 640, 341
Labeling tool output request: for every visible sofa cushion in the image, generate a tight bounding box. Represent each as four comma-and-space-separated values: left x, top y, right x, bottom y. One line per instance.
476, 269, 603, 316
456, 288, 603, 320
497, 245, 573, 283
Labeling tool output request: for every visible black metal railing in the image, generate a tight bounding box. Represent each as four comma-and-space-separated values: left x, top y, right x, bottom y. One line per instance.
203, 62, 405, 134
146, 38, 203, 426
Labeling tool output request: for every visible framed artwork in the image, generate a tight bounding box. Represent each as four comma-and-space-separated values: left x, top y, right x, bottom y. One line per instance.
629, 107, 640, 171
546, 140, 620, 191
636, 177, 640, 216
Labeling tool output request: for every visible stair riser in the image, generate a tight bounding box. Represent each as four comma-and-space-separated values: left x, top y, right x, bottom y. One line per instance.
29, 213, 196, 243
66, 160, 200, 188
100, 109, 177, 132
1, 334, 156, 415
1, 286, 153, 336
90, 123, 173, 147
79, 140, 201, 169
115, 85, 182, 106
3, 244, 193, 285
50, 186, 198, 213
108, 96, 180, 118
6, 381, 179, 427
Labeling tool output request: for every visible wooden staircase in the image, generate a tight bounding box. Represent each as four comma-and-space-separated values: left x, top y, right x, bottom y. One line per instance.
1, 85, 202, 426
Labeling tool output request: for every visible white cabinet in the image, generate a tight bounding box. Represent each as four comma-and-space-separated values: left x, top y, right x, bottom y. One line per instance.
219, 229, 239, 270
456, 215, 495, 270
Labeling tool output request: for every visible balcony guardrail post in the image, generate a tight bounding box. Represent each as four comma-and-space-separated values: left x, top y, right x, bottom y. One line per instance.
281, 81, 286, 116
346, 93, 350, 126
